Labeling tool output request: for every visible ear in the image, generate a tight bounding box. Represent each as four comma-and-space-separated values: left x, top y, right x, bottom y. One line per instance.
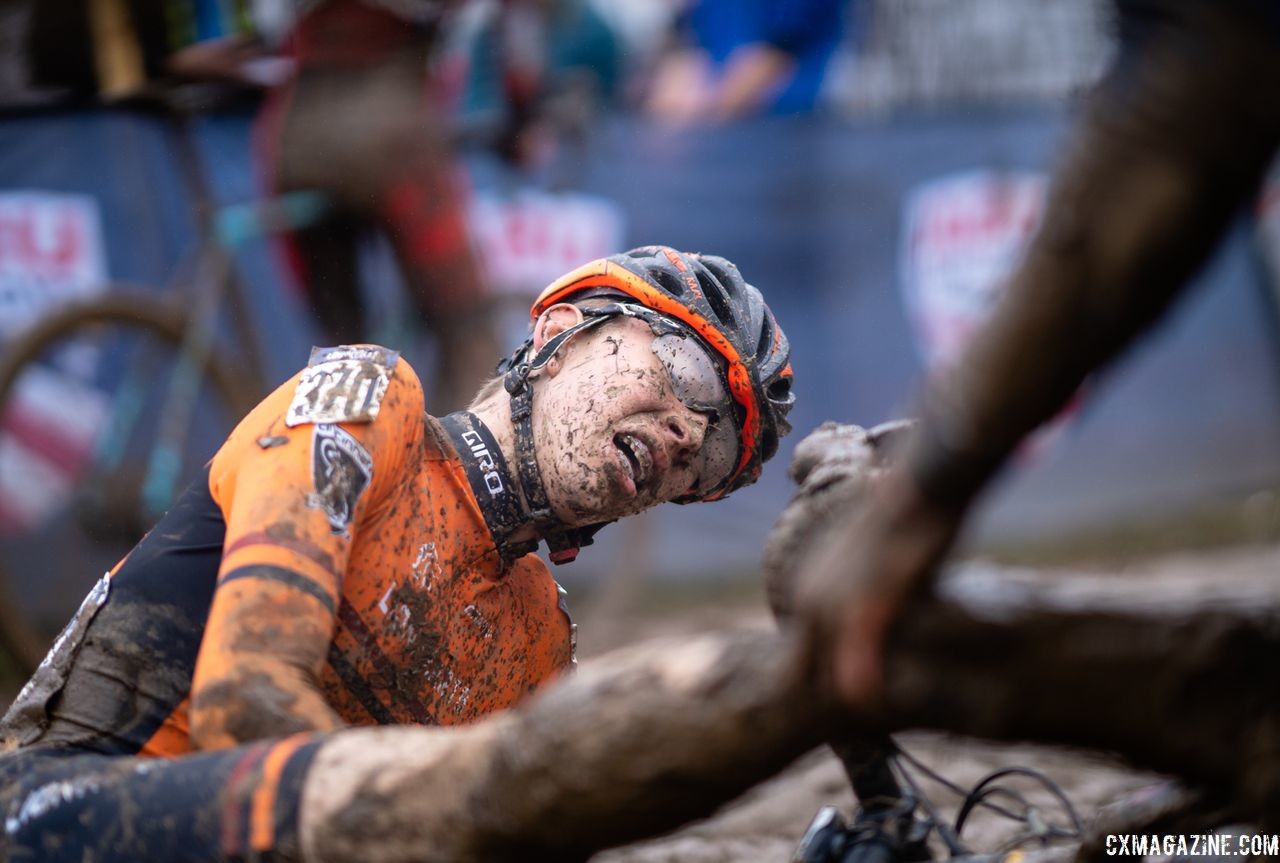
531, 303, 585, 377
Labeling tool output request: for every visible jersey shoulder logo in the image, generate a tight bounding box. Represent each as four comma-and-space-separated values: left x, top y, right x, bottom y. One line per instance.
285, 345, 400, 428
308, 423, 374, 535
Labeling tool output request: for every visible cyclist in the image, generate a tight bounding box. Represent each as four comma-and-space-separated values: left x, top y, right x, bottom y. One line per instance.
796, 0, 1280, 708
256, 0, 511, 413
0, 246, 796, 860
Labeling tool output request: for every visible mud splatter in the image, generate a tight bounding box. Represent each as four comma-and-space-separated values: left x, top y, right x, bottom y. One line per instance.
194, 672, 316, 742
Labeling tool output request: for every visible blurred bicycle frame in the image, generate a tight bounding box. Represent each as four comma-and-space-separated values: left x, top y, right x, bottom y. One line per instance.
0, 90, 330, 674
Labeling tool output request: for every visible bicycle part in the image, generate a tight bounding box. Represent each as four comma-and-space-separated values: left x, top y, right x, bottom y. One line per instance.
0, 291, 255, 675
895, 749, 1084, 846
794, 800, 934, 863
794, 806, 858, 863
213, 190, 332, 248
954, 767, 1084, 844
792, 745, 1084, 863
158, 111, 270, 395
893, 749, 969, 856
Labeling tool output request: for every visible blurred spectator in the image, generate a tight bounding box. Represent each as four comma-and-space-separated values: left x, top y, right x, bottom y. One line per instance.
24, 0, 175, 100
646, 0, 847, 124
163, 1, 293, 90
16, 0, 288, 103
450, 0, 621, 176
0, 3, 46, 106
255, 0, 502, 413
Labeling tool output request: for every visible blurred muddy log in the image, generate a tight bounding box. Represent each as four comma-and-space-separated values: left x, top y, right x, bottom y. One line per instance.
303, 423, 1279, 862
302, 629, 837, 863
304, 587, 1280, 863
767, 422, 1280, 828
885, 592, 1280, 821
302, 591, 1280, 861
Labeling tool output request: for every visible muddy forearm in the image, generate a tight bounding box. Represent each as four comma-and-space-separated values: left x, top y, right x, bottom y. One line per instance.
301, 630, 836, 863
190, 655, 343, 750
191, 577, 343, 750
908, 1, 1280, 511
468, 630, 831, 857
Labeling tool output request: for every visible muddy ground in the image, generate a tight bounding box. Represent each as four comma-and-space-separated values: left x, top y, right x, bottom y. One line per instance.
582, 541, 1280, 863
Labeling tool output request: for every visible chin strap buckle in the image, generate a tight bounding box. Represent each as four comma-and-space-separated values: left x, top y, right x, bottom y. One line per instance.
544, 523, 611, 565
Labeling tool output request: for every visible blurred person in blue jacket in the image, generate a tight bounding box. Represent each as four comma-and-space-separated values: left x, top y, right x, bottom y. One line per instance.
646, 0, 847, 124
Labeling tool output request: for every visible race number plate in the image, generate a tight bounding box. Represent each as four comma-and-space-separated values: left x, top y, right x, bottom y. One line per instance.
285, 345, 400, 427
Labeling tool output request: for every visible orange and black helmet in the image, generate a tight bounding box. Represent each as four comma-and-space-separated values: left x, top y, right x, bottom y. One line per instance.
526, 245, 795, 502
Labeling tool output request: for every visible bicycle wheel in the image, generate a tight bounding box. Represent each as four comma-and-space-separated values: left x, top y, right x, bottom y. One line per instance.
0, 292, 256, 674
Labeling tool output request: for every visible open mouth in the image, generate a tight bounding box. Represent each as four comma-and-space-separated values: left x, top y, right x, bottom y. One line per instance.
614, 432, 655, 493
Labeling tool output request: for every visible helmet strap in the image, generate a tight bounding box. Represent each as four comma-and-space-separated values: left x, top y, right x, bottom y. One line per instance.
438, 410, 540, 566
503, 314, 613, 564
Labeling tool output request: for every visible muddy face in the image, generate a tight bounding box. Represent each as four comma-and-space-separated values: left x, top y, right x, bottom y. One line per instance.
530, 317, 710, 525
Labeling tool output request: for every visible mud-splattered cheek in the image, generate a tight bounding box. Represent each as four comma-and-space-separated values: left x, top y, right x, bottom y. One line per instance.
535, 387, 600, 520
550, 443, 611, 522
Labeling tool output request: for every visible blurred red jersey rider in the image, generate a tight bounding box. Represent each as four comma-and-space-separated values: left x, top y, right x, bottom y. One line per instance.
257, 0, 530, 411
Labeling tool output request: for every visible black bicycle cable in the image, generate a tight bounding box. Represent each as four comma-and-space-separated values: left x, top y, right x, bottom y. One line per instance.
893, 746, 1023, 823
956, 785, 1034, 836
954, 767, 1084, 840
960, 786, 1069, 851
891, 753, 970, 857
895, 746, 1046, 826
888, 744, 1084, 857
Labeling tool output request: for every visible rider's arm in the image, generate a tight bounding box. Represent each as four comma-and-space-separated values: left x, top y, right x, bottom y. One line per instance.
189, 351, 423, 750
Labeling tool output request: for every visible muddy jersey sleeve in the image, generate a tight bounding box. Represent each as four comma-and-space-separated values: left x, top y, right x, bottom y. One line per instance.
190, 347, 424, 750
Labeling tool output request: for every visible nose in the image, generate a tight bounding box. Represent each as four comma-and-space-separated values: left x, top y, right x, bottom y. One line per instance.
664, 409, 706, 458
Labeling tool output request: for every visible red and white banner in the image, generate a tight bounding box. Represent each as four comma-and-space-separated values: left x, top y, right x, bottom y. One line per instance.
0, 192, 108, 339
0, 192, 110, 532
901, 170, 1085, 458
469, 189, 625, 298
901, 170, 1046, 367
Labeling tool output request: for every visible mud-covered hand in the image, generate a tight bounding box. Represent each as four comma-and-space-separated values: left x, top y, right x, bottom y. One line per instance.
764, 421, 909, 622
765, 420, 960, 710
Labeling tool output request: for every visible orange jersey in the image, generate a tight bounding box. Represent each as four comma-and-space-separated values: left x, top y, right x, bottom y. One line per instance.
0, 346, 573, 757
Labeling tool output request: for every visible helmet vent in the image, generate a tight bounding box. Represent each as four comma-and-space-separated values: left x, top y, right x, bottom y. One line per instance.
756, 316, 774, 359
651, 267, 686, 297
698, 270, 734, 326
